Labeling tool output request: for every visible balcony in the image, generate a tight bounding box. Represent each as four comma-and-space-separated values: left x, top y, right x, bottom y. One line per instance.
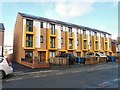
47, 28, 58, 50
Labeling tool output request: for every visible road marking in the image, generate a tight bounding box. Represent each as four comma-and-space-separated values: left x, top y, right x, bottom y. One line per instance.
56, 72, 64, 75
41, 75, 47, 77
72, 71, 80, 73
5, 78, 23, 82
39, 70, 53, 73
15, 78, 23, 81
5, 79, 15, 82
98, 78, 119, 87
34, 76, 40, 78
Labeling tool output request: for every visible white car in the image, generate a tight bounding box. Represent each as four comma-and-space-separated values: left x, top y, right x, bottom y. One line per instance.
0, 57, 13, 79
85, 52, 108, 60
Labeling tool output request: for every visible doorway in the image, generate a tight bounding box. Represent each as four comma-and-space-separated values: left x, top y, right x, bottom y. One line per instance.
38, 51, 46, 63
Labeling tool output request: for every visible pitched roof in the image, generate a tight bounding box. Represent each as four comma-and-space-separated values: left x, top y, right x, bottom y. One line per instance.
18, 12, 111, 35
0, 23, 5, 30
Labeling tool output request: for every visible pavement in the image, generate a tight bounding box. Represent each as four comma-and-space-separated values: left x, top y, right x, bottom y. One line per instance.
11, 61, 118, 76
12, 62, 92, 76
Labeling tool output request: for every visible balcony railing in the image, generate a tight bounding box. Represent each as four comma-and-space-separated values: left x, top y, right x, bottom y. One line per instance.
69, 46, 73, 49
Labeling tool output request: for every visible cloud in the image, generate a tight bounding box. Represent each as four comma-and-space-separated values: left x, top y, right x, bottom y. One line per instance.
55, 1, 95, 18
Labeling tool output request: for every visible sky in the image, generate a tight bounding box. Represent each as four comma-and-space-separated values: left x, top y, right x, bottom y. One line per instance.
0, 0, 118, 46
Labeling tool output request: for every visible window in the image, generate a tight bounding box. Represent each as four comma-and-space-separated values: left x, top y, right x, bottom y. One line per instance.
105, 42, 107, 50
96, 42, 98, 50
26, 34, 33, 47
89, 31, 91, 36
104, 34, 106, 38
49, 51, 55, 57
26, 19, 33, 32
77, 28, 79, 34
90, 41, 92, 47
69, 39, 72, 49
40, 36, 43, 43
80, 29, 81, 34
77, 39, 79, 46
68, 27, 72, 37
61, 38, 63, 44
100, 33, 101, 37
109, 42, 111, 48
61, 25, 63, 31
83, 30, 86, 38
25, 51, 33, 63
94, 32, 97, 36
50, 23, 55, 34
41, 22, 43, 28
84, 40, 86, 49
50, 37, 55, 48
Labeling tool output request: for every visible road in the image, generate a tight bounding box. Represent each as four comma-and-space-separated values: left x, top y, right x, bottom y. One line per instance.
2, 62, 119, 89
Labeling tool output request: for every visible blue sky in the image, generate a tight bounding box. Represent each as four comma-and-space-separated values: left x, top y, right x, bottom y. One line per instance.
0, 1, 118, 46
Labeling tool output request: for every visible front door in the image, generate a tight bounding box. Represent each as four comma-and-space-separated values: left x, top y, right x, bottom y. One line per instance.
38, 51, 46, 63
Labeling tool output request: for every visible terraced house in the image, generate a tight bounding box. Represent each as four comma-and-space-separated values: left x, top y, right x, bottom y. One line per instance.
13, 12, 112, 68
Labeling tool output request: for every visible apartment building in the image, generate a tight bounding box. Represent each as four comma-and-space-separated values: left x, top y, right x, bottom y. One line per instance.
0, 23, 5, 57
13, 12, 112, 68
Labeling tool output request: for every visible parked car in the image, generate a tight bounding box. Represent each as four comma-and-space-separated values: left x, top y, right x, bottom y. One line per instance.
56, 53, 75, 65
84, 52, 108, 61
0, 57, 13, 79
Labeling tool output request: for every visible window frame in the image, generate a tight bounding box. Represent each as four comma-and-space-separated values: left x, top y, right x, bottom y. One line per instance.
26, 19, 33, 32
68, 27, 72, 37
40, 36, 43, 43
69, 39, 73, 49
50, 37, 55, 48
89, 31, 91, 36
50, 23, 55, 35
25, 51, 33, 62
83, 30, 86, 38
77, 28, 79, 34
94, 32, 97, 36
41, 22, 43, 28
26, 34, 33, 47
49, 51, 56, 57
77, 39, 79, 46
61, 25, 63, 31
61, 38, 63, 44
84, 40, 87, 49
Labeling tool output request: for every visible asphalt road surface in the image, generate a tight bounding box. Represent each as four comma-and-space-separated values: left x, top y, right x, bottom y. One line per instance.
2, 62, 119, 89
